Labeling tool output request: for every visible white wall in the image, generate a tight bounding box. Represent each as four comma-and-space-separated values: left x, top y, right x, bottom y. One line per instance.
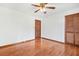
42, 8, 79, 42
0, 6, 34, 46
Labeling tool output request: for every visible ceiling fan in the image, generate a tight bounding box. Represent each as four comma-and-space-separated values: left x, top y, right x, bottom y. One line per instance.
32, 3, 55, 14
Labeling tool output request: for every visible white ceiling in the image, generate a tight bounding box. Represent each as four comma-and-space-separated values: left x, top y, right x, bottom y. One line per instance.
0, 3, 79, 14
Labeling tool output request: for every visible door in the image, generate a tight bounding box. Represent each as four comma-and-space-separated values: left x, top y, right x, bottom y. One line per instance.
74, 14, 79, 45
65, 13, 79, 46
35, 19, 41, 48
35, 20, 41, 38
65, 15, 74, 32
65, 15, 75, 44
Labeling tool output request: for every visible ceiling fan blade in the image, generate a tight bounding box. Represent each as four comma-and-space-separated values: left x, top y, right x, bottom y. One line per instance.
34, 9, 40, 13
32, 4, 40, 7
44, 3, 48, 5
46, 7, 55, 9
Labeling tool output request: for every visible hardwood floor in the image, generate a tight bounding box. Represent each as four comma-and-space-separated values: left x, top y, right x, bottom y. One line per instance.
0, 39, 79, 56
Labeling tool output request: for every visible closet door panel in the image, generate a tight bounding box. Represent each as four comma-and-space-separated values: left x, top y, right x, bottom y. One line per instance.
66, 32, 74, 44
65, 15, 74, 32
75, 33, 79, 45
74, 14, 79, 32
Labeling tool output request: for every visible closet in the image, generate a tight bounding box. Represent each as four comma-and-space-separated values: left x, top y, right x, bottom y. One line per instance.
65, 13, 79, 46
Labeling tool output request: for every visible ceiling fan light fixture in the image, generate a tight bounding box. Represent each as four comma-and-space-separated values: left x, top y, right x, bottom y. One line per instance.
40, 7, 46, 12
32, 3, 56, 14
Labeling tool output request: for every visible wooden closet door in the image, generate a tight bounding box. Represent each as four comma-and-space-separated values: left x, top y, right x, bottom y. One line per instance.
65, 15, 75, 44
74, 14, 79, 45
74, 14, 79, 32
65, 13, 79, 46
65, 15, 74, 32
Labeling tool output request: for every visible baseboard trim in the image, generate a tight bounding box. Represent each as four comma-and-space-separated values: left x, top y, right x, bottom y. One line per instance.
42, 37, 64, 44
0, 39, 34, 49
0, 38, 64, 48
